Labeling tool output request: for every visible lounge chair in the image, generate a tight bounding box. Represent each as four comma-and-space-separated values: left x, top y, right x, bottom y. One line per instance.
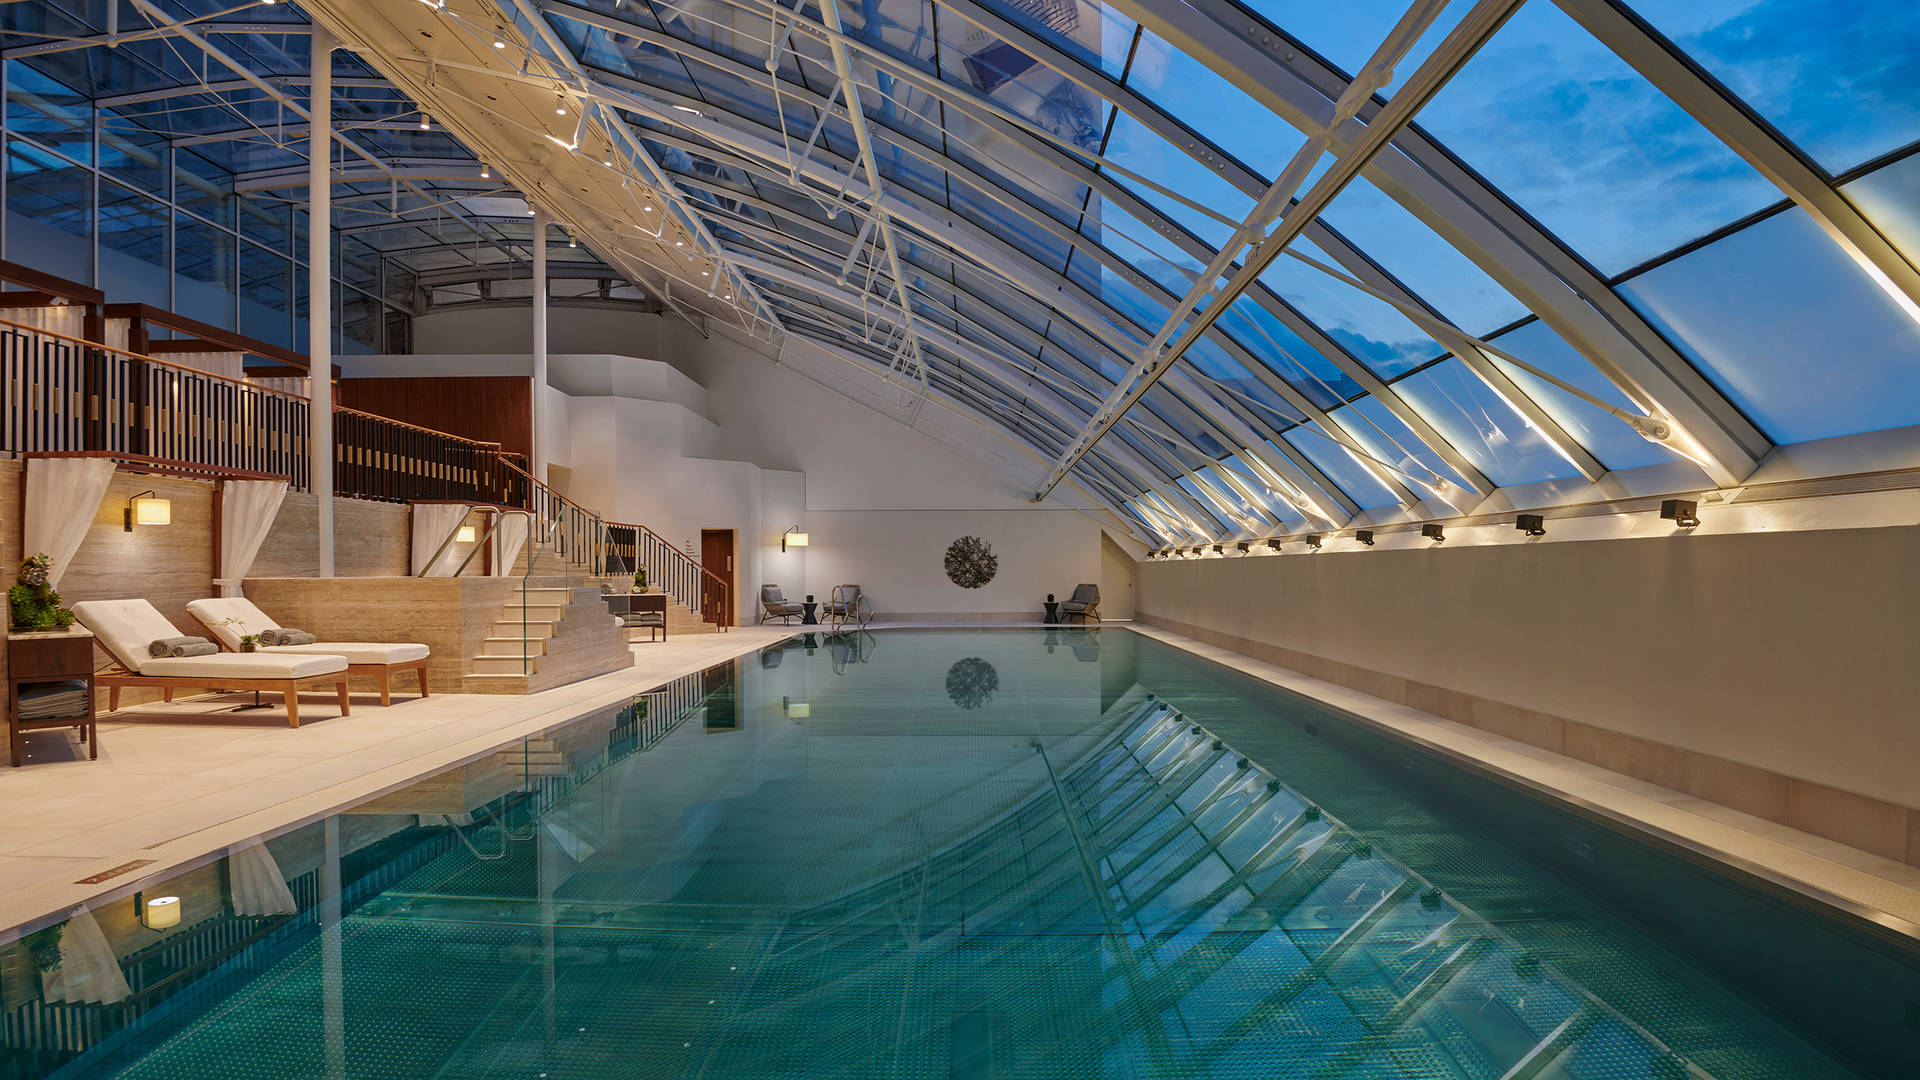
759, 585, 806, 625
187, 597, 430, 706
1059, 584, 1101, 624
72, 599, 351, 728
824, 584, 872, 631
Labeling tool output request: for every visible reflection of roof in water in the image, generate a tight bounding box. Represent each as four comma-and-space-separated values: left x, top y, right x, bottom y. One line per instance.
773, 692, 1718, 1079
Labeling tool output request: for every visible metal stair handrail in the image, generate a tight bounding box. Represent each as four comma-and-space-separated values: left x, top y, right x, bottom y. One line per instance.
603, 519, 732, 630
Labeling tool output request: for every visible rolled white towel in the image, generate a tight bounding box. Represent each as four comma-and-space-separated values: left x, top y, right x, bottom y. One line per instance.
265, 628, 316, 646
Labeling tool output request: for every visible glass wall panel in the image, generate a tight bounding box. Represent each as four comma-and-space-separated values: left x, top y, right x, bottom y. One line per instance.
240, 194, 291, 252
1330, 396, 1471, 494
1101, 113, 1250, 249
175, 212, 236, 327
1617, 207, 1920, 444
175, 151, 235, 229
1281, 426, 1401, 511
6, 63, 90, 164
1126, 31, 1305, 180
1841, 152, 1920, 266
99, 111, 167, 197
1317, 177, 1527, 334
96, 181, 168, 308
1629, 0, 1920, 173
1416, 2, 1778, 275
1393, 357, 1579, 487
240, 242, 292, 349
4, 138, 90, 283
340, 289, 380, 355
1239, 0, 1472, 99
341, 236, 381, 294
1258, 239, 1437, 378
1484, 321, 1679, 471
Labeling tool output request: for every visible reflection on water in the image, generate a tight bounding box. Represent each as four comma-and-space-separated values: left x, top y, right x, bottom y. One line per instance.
945, 657, 999, 709
6, 631, 1900, 1080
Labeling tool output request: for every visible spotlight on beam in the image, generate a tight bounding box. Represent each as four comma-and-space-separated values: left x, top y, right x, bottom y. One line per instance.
1516, 513, 1546, 537
1302, 534, 1322, 549
1235, 541, 1250, 554
1354, 530, 1375, 546
1266, 538, 1283, 551
1421, 523, 1445, 543
1660, 499, 1700, 527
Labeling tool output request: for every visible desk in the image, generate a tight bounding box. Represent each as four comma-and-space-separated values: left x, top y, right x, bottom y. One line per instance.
604, 593, 668, 641
7, 628, 98, 766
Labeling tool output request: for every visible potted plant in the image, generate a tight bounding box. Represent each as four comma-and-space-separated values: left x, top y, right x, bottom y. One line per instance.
631, 567, 649, 594
239, 633, 262, 653
7, 554, 75, 632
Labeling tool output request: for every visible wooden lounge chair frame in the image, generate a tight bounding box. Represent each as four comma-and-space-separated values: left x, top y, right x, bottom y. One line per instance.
97, 666, 351, 729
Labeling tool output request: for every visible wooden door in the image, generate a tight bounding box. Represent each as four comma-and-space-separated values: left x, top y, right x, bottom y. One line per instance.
700, 529, 735, 626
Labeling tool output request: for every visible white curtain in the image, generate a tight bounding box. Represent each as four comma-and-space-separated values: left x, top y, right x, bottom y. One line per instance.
23, 456, 117, 587
215, 479, 288, 597
40, 906, 131, 1006
490, 512, 531, 577
411, 503, 472, 576
228, 838, 298, 916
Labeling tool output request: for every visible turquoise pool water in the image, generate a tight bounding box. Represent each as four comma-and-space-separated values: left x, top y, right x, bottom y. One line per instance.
21, 629, 1919, 1079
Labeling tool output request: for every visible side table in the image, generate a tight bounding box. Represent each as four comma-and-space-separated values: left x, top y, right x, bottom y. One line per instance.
7, 627, 99, 766
802, 601, 819, 625
1043, 601, 1060, 624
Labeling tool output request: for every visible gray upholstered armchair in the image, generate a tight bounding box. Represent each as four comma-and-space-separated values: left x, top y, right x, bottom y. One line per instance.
824, 584, 873, 631
1060, 583, 1101, 624
760, 585, 805, 624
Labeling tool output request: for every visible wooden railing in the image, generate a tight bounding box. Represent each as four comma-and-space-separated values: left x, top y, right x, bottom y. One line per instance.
497, 457, 605, 578
604, 520, 732, 629
0, 316, 310, 487
0, 316, 520, 506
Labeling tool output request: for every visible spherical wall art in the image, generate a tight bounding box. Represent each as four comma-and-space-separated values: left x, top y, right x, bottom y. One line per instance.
944, 535, 998, 589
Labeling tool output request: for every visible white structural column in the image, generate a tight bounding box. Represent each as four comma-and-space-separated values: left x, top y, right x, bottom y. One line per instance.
532, 207, 549, 483
309, 25, 335, 577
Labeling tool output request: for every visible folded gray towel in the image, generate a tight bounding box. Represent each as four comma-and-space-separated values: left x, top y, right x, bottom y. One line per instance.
266, 629, 316, 646
148, 636, 202, 658
170, 641, 218, 657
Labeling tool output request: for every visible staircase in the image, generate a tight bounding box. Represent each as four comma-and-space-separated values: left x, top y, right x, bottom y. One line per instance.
461, 581, 633, 693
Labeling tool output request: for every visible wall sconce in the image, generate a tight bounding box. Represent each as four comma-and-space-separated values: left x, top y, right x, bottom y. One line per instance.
137, 893, 181, 931
781, 695, 809, 721
124, 490, 172, 532
1421, 523, 1446, 543
1516, 514, 1546, 537
1660, 499, 1700, 527
456, 525, 477, 543
781, 526, 809, 552
1354, 530, 1375, 546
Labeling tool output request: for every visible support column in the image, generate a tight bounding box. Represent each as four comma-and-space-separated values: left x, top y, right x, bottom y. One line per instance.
309, 26, 335, 576
531, 207, 549, 484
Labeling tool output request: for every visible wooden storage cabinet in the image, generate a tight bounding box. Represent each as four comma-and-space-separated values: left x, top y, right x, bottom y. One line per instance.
6, 628, 99, 766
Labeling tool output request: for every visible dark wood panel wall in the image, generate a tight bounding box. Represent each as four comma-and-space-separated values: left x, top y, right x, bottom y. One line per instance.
336, 376, 533, 460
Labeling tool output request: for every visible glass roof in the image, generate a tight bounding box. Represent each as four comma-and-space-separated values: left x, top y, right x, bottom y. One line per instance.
4, 0, 1920, 540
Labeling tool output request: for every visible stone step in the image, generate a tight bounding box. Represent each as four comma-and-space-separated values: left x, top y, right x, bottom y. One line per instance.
464, 672, 531, 692
499, 603, 566, 623
513, 587, 574, 603
482, 637, 548, 658
493, 620, 557, 639
473, 655, 543, 675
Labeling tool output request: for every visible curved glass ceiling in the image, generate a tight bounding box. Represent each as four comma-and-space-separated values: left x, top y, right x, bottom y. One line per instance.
4, 0, 1920, 540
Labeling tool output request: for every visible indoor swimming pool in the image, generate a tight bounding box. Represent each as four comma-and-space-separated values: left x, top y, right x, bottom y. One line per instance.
11, 629, 1917, 1080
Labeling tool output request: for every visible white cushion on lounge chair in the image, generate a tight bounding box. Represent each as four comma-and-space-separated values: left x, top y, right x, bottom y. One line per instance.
187, 598, 428, 663
263, 642, 429, 664
74, 599, 347, 678
142, 653, 348, 679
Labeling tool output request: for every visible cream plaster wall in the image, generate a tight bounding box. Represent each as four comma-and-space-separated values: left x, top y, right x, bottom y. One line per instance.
1137, 525, 1920, 810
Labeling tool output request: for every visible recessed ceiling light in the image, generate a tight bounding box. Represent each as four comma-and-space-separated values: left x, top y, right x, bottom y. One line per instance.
493, 27, 507, 48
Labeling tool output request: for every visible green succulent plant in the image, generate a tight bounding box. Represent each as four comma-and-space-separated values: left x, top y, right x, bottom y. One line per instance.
9, 554, 75, 631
